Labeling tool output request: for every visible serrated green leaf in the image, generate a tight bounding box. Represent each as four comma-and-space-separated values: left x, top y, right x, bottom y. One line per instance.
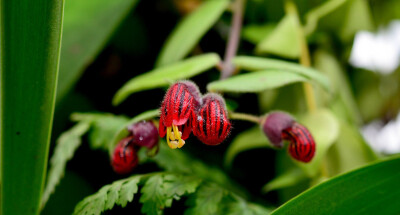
41, 122, 91, 208
233, 56, 331, 91
140, 175, 167, 215
57, 0, 139, 101
242, 24, 276, 44
262, 168, 307, 193
164, 174, 202, 199
207, 70, 308, 93
73, 175, 141, 215
185, 183, 226, 215
256, 14, 300, 59
113, 53, 221, 105
294, 109, 340, 177
271, 157, 400, 215
224, 127, 272, 168
156, 0, 229, 67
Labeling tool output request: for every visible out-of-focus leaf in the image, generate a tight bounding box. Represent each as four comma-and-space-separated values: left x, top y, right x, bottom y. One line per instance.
185, 183, 227, 215
233, 56, 331, 91
1, 0, 64, 214
325, 120, 378, 176
242, 24, 276, 44
207, 70, 308, 93
109, 109, 160, 154
226, 200, 272, 215
256, 14, 300, 59
42, 122, 90, 208
304, 0, 347, 35
271, 156, 400, 215
156, 0, 228, 67
113, 53, 220, 105
57, 0, 139, 101
88, 115, 129, 150
224, 127, 272, 168
340, 0, 374, 41
262, 168, 307, 193
73, 175, 141, 215
294, 109, 340, 177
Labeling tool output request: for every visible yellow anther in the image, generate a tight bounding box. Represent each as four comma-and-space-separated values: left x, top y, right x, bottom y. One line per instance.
172, 125, 182, 141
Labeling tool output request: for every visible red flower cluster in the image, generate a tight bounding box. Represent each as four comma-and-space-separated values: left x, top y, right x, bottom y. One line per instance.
159, 81, 231, 148
111, 121, 159, 174
262, 111, 315, 163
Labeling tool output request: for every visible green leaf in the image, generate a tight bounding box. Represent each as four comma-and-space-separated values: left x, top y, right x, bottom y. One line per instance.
340, 0, 374, 41
233, 56, 331, 91
41, 122, 91, 208
1, 0, 64, 214
73, 175, 141, 215
185, 183, 227, 215
155, 0, 229, 67
226, 199, 272, 215
88, 115, 129, 150
163, 174, 202, 200
271, 156, 400, 214
224, 127, 272, 168
242, 24, 276, 44
255, 14, 300, 59
304, 0, 347, 35
57, 0, 139, 101
262, 168, 307, 193
113, 53, 221, 105
207, 71, 308, 93
294, 109, 340, 177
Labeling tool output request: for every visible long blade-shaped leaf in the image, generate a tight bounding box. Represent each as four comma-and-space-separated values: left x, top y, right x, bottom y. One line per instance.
0, 0, 64, 214
57, 0, 139, 101
271, 157, 400, 214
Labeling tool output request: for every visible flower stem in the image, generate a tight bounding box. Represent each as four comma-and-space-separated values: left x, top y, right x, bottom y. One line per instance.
285, 1, 317, 112
229, 112, 262, 124
220, 0, 245, 80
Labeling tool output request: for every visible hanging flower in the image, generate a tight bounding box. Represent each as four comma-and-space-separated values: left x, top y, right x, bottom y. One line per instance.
193, 93, 231, 145
261, 111, 315, 163
111, 137, 139, 174
159, 81, 202, 149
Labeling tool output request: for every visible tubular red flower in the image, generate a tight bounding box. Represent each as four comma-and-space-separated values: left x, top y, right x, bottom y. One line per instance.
159, 81, 202, 149
283, 123, 316, 163
111, 137, 139, 174
193, 93, 231, 145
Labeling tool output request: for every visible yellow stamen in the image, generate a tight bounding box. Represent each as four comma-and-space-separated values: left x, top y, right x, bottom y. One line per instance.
166, 127, 177, 149
166, 125, 186, 149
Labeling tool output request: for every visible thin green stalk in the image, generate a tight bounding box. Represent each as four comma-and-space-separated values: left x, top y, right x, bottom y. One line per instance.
229, 112, 262, 124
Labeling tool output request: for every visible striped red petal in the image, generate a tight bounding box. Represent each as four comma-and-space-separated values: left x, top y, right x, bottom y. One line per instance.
283, 123, 315, 163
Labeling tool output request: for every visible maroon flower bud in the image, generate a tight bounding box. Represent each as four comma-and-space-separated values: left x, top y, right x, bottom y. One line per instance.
159, 81, 202, 149
111, 137, 139, 174
262, 111, 295, 148
261, 111, 316, 163
128, 121, 159, 149
193, 93, 232, 145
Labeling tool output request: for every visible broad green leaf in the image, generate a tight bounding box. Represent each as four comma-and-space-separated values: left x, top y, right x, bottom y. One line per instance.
185, 183, 227, 215
109, 109, 160, 154
242, 24, 276, 44
207, 71, 308, 93
262, 168, 307, 193
57, 0, 139, 101
156, 0, 229, 67
294, 109, 340, 177
113, 53, 221, 105
304, 0, 347, 35
271, 156, 400, 215
256, 14, 300, 59
233, 56, 331, 91
73, 175, 141, 215
224, 127, 272, 168
41, 122, 91, 208
1, 0, 64, 214
325, 120, 377, 176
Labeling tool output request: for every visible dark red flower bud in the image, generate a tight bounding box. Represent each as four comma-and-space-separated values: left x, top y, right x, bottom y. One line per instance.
128, 121, 159, 149
283, 123, 315, 163
111, 137, 139, 174
262, 111, 295, 148
193, 93, 231, 145
261, 111, 315, 163
159, 81, 202, 149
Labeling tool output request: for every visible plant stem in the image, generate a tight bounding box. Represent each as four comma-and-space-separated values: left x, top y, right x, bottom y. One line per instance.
229, 112, 262, 124
220, 0, 245, 80
286, 1, 317, 112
